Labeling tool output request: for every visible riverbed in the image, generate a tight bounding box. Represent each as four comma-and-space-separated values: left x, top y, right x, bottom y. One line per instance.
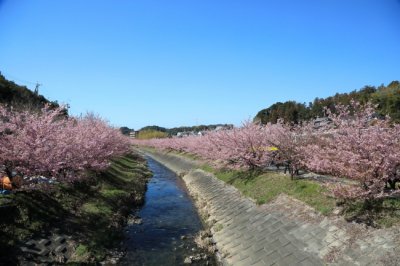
120, 157, 217, 265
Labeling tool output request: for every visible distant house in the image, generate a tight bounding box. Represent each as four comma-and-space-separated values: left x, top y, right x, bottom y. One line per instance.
176, 131, 205, 137
129, 131, 139, 138
176, 132, 191, 138
214, 125, 233, 131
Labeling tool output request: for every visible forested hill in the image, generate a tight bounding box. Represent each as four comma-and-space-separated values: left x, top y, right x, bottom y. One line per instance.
0, 73, 58, 110
254, 80, 400, 124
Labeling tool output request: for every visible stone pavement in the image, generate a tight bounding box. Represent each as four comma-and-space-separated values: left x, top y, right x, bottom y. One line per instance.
19, 234, 73, 265
145, 150, 400, 266
186, 170, 322, 266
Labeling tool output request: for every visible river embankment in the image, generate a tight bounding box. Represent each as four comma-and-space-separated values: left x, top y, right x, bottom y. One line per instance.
0, 152, 151, 265
143, 148, 400, 266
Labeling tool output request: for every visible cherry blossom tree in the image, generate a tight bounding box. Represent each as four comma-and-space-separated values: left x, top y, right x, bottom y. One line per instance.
262, 121, 307, 177
206, 122, 274, 169
302, 102, 400, 200
133, 121, 275, 169
0, 105, 131, 188
134, 102, 400, 201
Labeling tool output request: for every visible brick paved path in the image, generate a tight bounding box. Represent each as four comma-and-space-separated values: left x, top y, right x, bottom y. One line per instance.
186, 170, 322, 266
19, 234, 72, 264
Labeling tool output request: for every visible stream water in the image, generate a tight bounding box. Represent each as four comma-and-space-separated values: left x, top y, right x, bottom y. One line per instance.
120, 157, 217, 265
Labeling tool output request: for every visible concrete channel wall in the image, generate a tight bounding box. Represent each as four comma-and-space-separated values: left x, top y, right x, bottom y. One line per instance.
144, 149, 400, 266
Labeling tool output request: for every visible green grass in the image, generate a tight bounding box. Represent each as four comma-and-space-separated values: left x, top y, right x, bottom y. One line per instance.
174, 151, 202, 161
74, 244, 89, 257
82, 201, 113, 216
200, 165, 336, 215
214, 223, 223, 232
201, 162, 400, 226
140, 146, 202, 161
69, 154, 152, 261
100, 188, 130, 199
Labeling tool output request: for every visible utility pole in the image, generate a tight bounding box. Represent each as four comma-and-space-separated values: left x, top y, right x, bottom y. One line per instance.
34, 82, 41, 95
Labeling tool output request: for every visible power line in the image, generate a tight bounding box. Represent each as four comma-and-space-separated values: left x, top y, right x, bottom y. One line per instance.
1, 71, 43, 95
1, 71, 40, 86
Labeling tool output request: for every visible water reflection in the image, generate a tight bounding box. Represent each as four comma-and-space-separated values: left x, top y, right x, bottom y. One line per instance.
121, 157, 217, 266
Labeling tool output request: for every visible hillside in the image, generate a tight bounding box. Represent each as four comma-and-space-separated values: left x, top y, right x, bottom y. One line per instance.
255, 80, 400, 124
0, 73, 58, 110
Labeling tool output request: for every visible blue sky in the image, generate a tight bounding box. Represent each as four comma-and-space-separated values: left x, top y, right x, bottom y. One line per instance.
0, 0, 399, 129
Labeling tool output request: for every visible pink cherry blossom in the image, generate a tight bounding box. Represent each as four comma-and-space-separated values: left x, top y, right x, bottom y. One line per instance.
134, 101, 400, 200
0, 105, 130, 188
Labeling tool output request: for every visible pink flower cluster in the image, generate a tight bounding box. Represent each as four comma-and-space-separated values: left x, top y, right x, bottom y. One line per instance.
0, 105, 131, 186
302, 102, 400, 200
134, 102, 400, 200
133, 121, 303, 170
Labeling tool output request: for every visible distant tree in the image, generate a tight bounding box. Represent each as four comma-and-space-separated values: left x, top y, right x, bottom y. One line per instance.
168, 124, 233, 135
137, 130, 168, 139
254, 101, 309, 124
255, 81, 399, 124
139, 125, 167, 132
120, 126, 134, 136
371, 82, 400, 121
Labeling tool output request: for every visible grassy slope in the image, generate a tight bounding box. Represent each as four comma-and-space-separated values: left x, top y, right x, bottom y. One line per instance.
201, 165, 336, 215
0, 152, 152, 263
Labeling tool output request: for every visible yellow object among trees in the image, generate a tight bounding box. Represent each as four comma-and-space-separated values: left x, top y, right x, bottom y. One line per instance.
0, 176, 12, 190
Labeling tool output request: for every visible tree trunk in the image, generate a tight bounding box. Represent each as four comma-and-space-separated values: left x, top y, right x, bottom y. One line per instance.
388, 180, 397, 190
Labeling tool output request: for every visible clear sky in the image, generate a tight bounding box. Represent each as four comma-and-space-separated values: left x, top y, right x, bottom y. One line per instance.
0, 0, 399, 129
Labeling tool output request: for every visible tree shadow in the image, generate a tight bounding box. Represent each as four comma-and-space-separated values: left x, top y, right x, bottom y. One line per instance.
0, 189, 79, 263
223, 169, 263, 185
341, 198, 400, 228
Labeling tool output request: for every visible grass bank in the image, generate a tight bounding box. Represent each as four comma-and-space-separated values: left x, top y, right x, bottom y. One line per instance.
200, 165, 336, 215
0, 152, 152, 264
201, 164, 400, 228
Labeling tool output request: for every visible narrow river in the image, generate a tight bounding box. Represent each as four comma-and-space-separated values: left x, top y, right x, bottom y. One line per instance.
121, 157, 217, 265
